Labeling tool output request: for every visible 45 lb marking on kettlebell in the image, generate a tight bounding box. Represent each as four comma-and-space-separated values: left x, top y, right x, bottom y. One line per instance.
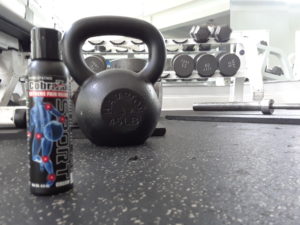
101, 89, 145, 130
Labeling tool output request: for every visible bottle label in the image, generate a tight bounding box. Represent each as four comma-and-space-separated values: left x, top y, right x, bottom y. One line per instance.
27, 75, 73, 189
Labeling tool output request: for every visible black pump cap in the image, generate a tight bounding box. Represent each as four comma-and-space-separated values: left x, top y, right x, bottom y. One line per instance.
31, 27, 62, 60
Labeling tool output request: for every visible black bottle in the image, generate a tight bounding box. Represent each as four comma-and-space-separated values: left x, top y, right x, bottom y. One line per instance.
27, 27, 73, 195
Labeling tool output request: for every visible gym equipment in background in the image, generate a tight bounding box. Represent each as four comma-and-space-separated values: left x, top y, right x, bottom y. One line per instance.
132, 48, 146, 53
182, 44, 195, 51
216, 52, 241, 77
167, 47, 179, 52
265, 66, 284, 76
193, 99, 300, 115
172, 53, 194, 78
257, 43, 294, 81
85, 55, 107, 73
190, 25, 211, 43
190, 24, 232, 43
131, 39, 144, 45
199, 44, 211, 51
110, 39, 126, 45
116, 48, 129, 53
214, 25, 232, 42
172, 39, 188, 44
14, 108, 26, 128
111, 58, 146, 73
0, 4, 31, 129
62, 16, 166, 146
95, 45, 112, 52
194, 53, 218, 77
88, 39, 105, 45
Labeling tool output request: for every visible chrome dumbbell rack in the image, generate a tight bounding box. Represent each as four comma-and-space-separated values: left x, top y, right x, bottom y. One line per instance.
82, 35, 249, 110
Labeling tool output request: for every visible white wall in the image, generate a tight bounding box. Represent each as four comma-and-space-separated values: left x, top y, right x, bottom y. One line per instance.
0, 0, 230, 32
149, 0, 229, 30
230, 0, 300, 57
0, 0, 56, 28
0, 0, 26, 17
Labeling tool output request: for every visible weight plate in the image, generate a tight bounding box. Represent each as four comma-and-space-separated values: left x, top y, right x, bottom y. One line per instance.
195, 53, 218, 77
172, 54, 194, 78
85, 55, 107, 73
218, 53, 241, 77
171, 53, 183, 66
194, 53, 205, 65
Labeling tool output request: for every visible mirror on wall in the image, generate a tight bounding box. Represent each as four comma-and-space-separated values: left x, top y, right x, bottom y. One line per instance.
230, 0, 300, 80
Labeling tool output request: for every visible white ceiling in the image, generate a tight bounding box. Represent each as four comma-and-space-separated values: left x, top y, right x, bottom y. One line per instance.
0, 0, 230, 37
38, 0, 198, 29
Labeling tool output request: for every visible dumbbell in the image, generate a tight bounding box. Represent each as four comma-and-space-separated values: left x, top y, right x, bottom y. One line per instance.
88, 40, 105, 45
84, 55, 107, 73
95, 45, 112, 52
182, 44, 195, 51
172, 53, 194, 78
216, 52, 241, 77
172, 39, 188, 44
189, 25, 210, 43
131, 39, 144, 45
194, 53, 218, 77
199, 44, 211, 51
213, 25, 232, 42
110, 40, 126, 45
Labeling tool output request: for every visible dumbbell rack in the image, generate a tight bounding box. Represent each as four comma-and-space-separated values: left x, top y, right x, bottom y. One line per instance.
82, 36, 250, 110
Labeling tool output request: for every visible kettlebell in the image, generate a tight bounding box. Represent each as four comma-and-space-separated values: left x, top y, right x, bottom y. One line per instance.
62, 16, 166, 146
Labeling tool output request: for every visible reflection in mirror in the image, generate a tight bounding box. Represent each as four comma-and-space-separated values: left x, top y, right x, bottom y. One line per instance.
231, 0, 300, 80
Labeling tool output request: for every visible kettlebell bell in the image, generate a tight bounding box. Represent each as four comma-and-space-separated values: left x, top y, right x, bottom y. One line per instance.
62, 16, 166, 146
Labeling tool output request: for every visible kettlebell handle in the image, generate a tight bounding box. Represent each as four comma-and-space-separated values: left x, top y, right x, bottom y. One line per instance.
62, 16, 166, 85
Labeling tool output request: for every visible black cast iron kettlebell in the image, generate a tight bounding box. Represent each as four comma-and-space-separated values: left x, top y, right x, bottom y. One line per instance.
62, 16, 166, 146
